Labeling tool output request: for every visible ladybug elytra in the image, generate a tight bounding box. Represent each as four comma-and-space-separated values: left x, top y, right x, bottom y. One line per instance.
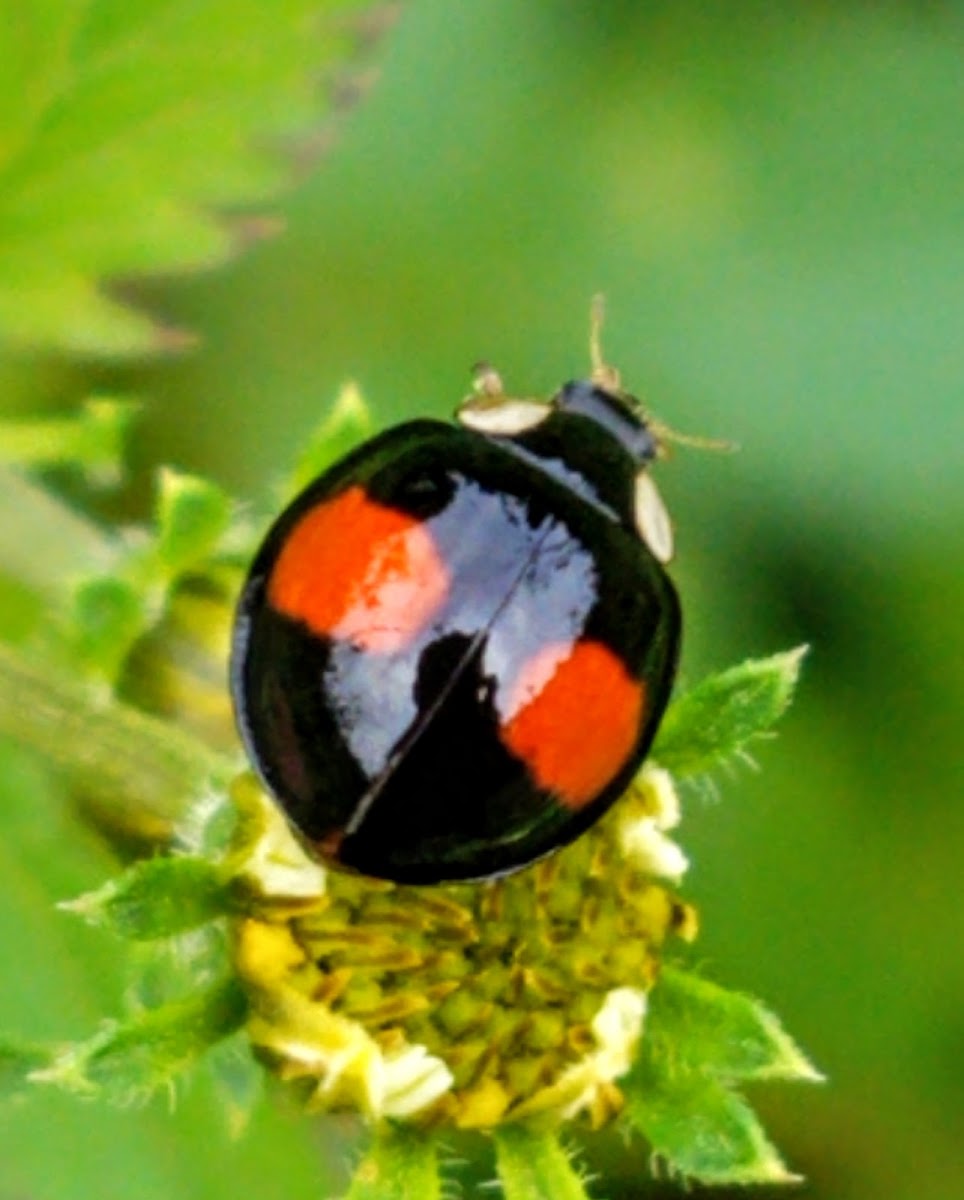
231, 331, 682, 884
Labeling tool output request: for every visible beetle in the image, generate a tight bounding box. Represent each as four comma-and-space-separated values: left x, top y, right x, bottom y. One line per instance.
230, 324, 682, 884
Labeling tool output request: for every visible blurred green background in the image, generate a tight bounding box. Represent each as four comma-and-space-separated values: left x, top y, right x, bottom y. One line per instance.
1, 2, 962, 1197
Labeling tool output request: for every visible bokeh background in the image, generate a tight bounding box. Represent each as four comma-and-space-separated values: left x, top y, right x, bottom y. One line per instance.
1, 2, 962, 1197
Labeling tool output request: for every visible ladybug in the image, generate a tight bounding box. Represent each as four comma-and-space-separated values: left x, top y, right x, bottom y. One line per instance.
230, 339, 681, 885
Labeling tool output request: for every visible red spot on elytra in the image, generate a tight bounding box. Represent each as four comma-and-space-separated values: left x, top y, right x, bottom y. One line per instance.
500, 640, 646, 808
268, 486, 449, 653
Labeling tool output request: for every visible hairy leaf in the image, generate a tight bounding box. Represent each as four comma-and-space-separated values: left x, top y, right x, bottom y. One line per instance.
32, 978, 248, 1103
625, 1057, 798, 1186
622, 966, 820, 1184
649, 967, 822, 1083
653, 647, 807, 776
61, 855, 235, 940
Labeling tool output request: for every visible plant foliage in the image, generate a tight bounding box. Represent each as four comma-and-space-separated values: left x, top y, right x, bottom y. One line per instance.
0, 0, 385, 357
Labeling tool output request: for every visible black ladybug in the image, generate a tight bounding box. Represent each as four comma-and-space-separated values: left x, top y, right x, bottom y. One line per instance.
231, 334, 681, 885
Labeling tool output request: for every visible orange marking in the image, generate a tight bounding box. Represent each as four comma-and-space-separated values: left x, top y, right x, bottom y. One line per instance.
268, 486, 449, 653
500, 640, 646, 809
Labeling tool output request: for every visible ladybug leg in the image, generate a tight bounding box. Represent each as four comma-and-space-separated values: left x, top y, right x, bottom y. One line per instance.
470, 360, 506, 399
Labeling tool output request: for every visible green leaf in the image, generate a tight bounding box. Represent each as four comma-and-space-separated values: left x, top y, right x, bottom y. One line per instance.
653, 646, 807, 776
32, 978, 248, 1104
286, 381, 374, 495
649, 967, 823, 1083
66, 468, 232, 684
68, 574, 149, 682
61, 856, 236, 941
0, 398, 138, 486
0, 0, 389, 357
625, 1058, 798, 1186
203, 1032, 264, 1138
345, 1123, 441, 1200
622, 967, 820, 1185
0, 1037, 53, 1100
154, 468, 232, 576
493, 1127, 592, 1200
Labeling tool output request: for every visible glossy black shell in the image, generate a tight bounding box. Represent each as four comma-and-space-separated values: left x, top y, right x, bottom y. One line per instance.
231, 384, 681, 883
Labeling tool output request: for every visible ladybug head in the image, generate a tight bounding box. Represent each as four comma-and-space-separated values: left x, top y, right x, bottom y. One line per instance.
552, 379, 659, 469
458, 298, 663, 469
457, 367, 676, 565
455, 302, 728, 566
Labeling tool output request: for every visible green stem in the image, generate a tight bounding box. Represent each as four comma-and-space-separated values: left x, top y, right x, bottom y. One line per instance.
493, 1126, 592, 1200
345, 1124, 441, 1200
0, 640, 234, 834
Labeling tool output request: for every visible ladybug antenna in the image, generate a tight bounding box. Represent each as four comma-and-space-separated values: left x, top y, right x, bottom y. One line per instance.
647, 418, 738, 459
589, 294, 622, 393
587, 296, 735, 457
